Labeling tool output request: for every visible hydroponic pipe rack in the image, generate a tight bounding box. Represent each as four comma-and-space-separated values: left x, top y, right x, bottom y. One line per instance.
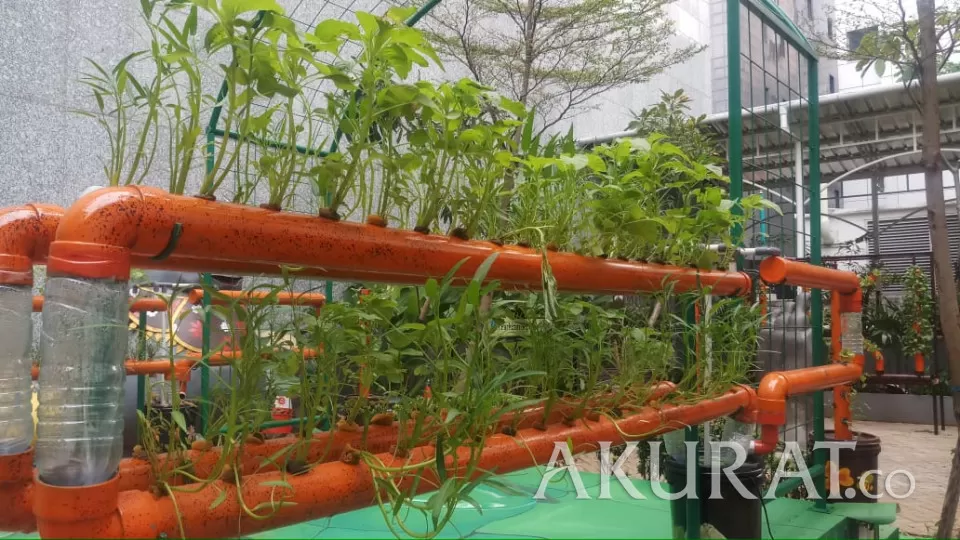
0, 192, 868, 538
47, 187, 752, 295
32, 388, 757, 538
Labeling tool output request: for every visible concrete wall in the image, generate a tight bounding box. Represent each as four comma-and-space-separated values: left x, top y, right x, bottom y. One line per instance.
0, 1, 154, 209
826, 392, 952, 427
564, 0, 714, 138
0, 0, 721, 208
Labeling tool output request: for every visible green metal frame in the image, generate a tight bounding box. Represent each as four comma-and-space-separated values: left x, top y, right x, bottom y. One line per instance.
726, 0, 827, 519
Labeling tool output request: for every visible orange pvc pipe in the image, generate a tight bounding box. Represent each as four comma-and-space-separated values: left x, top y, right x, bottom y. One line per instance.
914, 352, 925, 375
33, 386, 754, 538
874, 350, 885, 375
0, 204, 64, 285
186, 289, 326, 308
32, 296, 168, 313
753, 362, 863, 453
124, 381, 679, 491
759, 256, 860, 294
47, 187, 751, 296
0, 203, 320, 285
31, 349, 321, 381
13, 382, 681, 532
0, 449, 34, 532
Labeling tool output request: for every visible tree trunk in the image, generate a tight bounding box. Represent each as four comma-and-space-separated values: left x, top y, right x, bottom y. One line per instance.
916, 0, 960, 536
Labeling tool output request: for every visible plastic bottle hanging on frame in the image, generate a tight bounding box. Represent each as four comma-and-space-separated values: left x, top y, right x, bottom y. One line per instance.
841, 312, 863, 358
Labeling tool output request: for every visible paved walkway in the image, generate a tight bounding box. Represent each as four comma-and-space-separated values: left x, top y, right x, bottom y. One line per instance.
838, 420, 959, 538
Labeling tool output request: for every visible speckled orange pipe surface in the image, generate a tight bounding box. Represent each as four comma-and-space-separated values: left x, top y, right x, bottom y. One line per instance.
0, 204, 64, 285
48, 187, 752, 295
32, 386, 756, 538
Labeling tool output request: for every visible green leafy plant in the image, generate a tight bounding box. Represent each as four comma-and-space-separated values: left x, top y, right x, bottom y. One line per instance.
901, 265, 934, 358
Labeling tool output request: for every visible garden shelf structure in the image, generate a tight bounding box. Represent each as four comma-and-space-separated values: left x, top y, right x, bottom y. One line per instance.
0, 186, 870, 538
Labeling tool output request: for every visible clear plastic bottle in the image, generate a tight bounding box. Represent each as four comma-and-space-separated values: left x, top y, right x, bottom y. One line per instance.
35, 277, 127, 486
719, 418, 756, 467
0, 284, 34, 455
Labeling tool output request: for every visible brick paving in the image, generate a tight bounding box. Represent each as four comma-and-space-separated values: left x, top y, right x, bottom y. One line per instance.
839, 420, 959, 538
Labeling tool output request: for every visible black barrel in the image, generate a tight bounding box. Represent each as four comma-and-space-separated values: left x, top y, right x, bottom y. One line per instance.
822, 430, 882, 502
665, 457, 765, 539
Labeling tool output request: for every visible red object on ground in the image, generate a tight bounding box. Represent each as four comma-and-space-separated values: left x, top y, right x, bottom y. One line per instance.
263, 396, 294, 435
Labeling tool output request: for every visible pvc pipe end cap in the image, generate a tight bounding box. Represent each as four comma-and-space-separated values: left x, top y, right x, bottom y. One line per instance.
47, 241, 131, 281
758, 257, 787, 285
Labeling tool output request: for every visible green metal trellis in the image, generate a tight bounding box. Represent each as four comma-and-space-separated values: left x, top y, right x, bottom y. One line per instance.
726, 0, 827, 517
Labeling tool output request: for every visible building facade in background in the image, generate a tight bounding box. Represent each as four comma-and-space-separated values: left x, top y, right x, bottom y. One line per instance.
708, 0, 838, 114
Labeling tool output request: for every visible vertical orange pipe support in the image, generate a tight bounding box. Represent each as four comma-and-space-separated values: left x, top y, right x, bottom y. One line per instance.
874, 350, 885, 375
914, 352, 925, 375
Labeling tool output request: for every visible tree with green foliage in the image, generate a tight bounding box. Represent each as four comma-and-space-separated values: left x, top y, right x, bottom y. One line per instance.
626, 89, 723, 165
422, 0, 702, 137
815, 0, 960, 535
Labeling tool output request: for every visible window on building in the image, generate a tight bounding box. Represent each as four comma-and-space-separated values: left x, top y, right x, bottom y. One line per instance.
806, 0, 813, 16
827, 18, 834, 40
828, 74, 835, 93
830, 186, 842, 209
847, 26, 877, 52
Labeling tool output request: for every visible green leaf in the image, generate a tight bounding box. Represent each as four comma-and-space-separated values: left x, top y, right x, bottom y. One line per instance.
435, 435, 447, 481
625, 219, 661, 241
171, 410, 188, 432
489, 398, 543, 421
460, 494, 483, 514
185, 7, 198, 36
209, 488, 228, 510
472, 253, 499, 284
314, 19, 361, 41
251, 501, 297, 513
875, 59, 886, 77
259, 479, 294, 489
425, 278, 439, 301
223, 0, 284, 18
520, 113, 535, 153
355, 12, 380, 36
586, 153, 607, 173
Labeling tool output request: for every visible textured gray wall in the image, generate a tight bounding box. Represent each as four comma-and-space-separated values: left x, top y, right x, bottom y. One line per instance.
0, 1, 153, 209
